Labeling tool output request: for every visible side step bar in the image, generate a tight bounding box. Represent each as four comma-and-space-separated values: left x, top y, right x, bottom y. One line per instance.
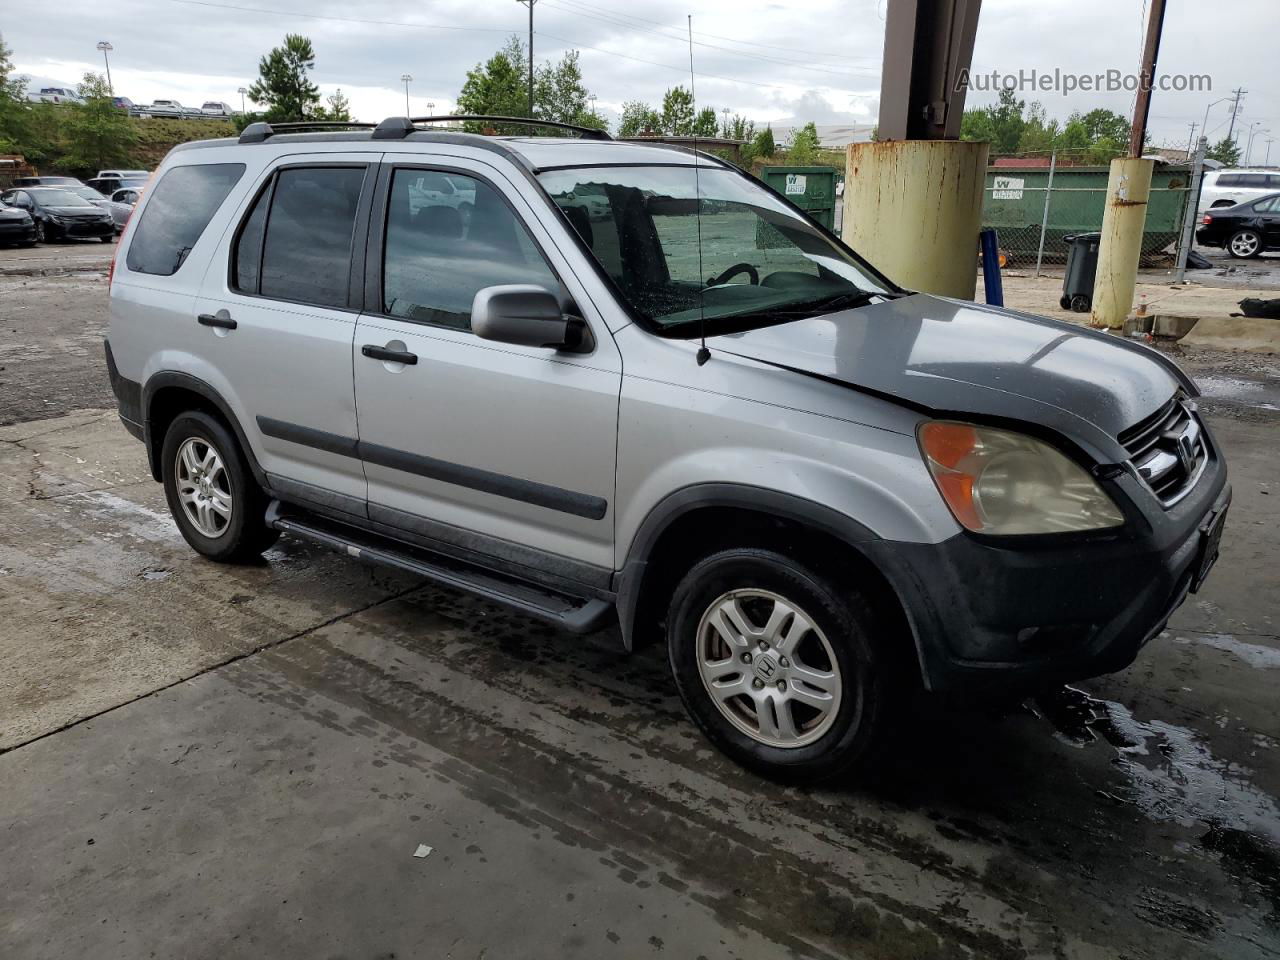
265, 501, 614, 634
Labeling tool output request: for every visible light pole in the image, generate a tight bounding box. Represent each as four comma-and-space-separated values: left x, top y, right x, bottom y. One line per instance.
237, 87, 248, 115
721, 106, 730, 136
1267, 138, 1276, 167
427, 101, 435, 117
400, 74, 413, 117
1245, 121, 1267, 165
1200, 96, 1231, 146
589, 94, 596, 120
96, 41, 114, 94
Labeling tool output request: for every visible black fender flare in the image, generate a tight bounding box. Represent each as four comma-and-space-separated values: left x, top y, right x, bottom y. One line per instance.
141, 371, 269, 488
613, 483, 883, 651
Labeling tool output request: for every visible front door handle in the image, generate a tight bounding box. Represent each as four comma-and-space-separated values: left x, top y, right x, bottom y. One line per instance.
198, 312, 237, 330
362, 344, 418, 365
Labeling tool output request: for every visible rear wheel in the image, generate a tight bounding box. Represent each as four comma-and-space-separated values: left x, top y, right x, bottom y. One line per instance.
1228, 229, 1262, 259
100, 235, 114, 243
161, 411, 279, 562
667, 548, 895, 783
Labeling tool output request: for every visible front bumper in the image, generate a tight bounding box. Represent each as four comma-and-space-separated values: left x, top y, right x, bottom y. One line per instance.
49, 218, 114, 239
862, 455, 1230, 695
0, 221, 36, 242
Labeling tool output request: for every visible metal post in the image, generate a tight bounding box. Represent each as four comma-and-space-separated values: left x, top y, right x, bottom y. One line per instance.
1174, 137, 1208, 284
1034, 150, 1057, 278
237, 87, 247, 114
1185, 122, 1197, 157
400, 74, 412, 116
1225, 87, 1246, 145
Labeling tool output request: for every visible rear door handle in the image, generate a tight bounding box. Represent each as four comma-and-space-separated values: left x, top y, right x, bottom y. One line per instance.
362, 344, 418, 365
198, 313, 237, 330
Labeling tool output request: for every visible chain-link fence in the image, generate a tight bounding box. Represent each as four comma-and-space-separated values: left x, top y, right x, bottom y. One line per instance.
980, 153, 1195, 273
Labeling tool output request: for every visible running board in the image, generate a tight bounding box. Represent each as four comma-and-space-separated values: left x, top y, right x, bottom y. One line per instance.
265, 501, 613, 634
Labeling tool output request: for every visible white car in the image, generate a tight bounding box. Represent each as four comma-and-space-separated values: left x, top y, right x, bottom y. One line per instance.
96, 169, 149, 180
29, 87, 82, 105
201, 102, 233, 117
1198, 168, 1280, 214
148, 100, 185, 116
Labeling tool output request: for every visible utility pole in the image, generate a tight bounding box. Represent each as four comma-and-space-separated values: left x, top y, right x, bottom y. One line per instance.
1185, 121, 1197, 158
96, 41, 114, 95
516, 0, 537, 118
1225, 87, 1246, 144
400, 74, 412, 117
1128, 0, 1167, 157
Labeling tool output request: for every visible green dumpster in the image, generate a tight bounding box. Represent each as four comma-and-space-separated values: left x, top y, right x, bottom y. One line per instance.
760, 166, 837, 229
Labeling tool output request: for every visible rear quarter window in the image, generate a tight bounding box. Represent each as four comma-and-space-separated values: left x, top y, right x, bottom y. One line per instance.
125, 162, 245, 276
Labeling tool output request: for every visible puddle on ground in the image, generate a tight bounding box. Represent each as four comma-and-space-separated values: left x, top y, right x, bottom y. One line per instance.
1172, 633, 1280, 670
1032, 686, 1280, 922
140, 568, 171, 582
1194, 375, 1280, 411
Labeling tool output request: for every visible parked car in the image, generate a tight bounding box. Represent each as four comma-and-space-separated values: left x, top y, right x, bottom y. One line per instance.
86, 175, 149, 196
104, 118, 1230, 783
148, 99, 185, 116
111, 186, 143, 207
66, 184, 134, 232
0, 186, 115, 242
96, 169, 149, 179
12, 175, 83, 187
1197, 168, 1280, 214
201, 101, 233, 117
112, 97, 138, 113
1196, 193, 1280, 258
28, 86, 82, 104
0, 202, 38, 246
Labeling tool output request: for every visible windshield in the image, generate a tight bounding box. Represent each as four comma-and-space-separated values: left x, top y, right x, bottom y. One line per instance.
29, 189, 95, 207
538, 165, 892, 335
70, 186, 105, 202
119, 178, 149, 189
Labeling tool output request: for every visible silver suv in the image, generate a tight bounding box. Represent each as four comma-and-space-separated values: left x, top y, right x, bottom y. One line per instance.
105, 117, 1230, 782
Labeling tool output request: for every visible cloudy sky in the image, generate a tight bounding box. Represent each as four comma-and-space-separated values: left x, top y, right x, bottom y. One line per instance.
4, 0, 1274, 158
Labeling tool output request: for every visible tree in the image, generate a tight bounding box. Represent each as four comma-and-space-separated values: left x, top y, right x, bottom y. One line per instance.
0, 33, 30, 152
618, 100, 661, 137
314, 88, 351, 122
788, 121, 820, 164
1015, 101, 1060, 154
693, 106, 718, 138
660, 86, 695, 136
247, 34, 320, 122
1206, 137, 1241, 166
458, 37, 604, 133
720, 113, 755, 143
60, 72, 136, 175
752, 126, 776, 159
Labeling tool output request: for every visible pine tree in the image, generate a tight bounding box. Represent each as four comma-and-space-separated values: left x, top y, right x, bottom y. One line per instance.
247, 34, 320, 122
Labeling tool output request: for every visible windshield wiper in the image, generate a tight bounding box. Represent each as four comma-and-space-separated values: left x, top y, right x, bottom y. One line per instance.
759, 289, 881, 317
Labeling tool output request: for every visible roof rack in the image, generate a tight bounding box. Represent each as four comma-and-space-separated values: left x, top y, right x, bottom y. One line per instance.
239, 120, 377, 144
372, 115, 611, 141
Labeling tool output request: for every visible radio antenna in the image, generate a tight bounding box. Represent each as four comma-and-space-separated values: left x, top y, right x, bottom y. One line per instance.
688, 14, 710, 366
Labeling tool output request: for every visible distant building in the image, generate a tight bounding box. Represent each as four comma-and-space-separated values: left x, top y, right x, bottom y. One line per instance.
771, 124, 876, 149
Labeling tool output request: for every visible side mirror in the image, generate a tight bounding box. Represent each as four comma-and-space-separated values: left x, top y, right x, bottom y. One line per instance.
471, 285, 592, 353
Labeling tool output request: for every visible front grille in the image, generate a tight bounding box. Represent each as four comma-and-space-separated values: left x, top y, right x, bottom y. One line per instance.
1120, 395, 1208, 505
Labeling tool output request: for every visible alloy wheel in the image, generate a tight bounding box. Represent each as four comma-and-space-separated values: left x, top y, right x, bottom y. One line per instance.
696, 589, 843, 748
1230, 231, 1261, 257
175, 437, 232, 538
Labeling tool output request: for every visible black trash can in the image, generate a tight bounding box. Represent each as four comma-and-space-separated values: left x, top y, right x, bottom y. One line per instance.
1060, 232, 1101, 313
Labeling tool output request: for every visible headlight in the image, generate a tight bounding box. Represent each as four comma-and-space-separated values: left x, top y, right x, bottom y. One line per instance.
918, 421, 1124, 535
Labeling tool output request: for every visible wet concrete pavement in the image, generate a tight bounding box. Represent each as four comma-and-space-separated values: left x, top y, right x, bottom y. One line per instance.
1, 266, 1279, 958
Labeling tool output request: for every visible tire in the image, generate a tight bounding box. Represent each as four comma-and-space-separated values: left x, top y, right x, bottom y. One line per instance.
33, 222, 45, 243
100, 235, 114, 243
1069, 294, 1091, 313
1059, 295, 1072, 310
667, 548, 895, 783
161, 411, 279, 562
1228, 229, 1262, 259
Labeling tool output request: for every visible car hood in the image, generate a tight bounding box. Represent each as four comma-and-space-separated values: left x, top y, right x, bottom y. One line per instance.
709, 293, 1194, 458
46, 205, 107, 217
0, 207, 31, 220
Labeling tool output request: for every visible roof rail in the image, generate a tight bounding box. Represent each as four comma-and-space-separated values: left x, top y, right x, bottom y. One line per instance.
372, 115, 611, 142
239, 120, 377, 144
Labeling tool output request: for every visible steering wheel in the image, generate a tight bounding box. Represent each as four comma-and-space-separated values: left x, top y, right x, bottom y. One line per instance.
706, 262, 760, 287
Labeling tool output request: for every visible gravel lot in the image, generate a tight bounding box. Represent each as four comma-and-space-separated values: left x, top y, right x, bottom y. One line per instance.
1, 247, 1277, 959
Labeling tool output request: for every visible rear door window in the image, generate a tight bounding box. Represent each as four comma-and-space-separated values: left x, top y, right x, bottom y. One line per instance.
256, 166, 366, 308
125, 163, 245, 276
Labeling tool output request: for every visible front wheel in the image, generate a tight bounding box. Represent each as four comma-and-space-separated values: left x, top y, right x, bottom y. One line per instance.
34, 222, 45, 243
1228, 229, 1262, 259
161, 411, 279, 562
667, 548, 894, 783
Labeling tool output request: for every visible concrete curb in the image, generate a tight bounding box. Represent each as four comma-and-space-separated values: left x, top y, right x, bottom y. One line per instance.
1180, 315, 1280, 354
0, 260, 110, 278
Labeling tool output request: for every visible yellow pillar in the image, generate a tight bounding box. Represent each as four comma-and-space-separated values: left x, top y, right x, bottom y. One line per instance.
842, 140, 989, 299
1091, 157, 1155, 329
